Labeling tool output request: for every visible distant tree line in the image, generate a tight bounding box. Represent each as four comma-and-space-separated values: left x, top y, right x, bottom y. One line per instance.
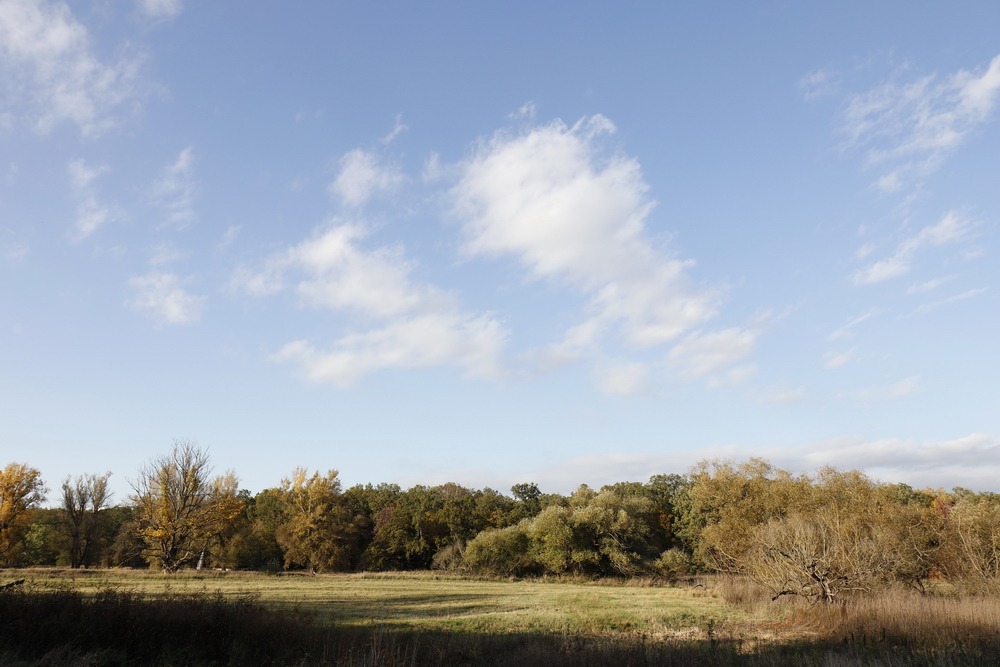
3, 443, 1000, 601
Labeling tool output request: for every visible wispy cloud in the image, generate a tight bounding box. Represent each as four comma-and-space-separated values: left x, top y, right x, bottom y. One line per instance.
234, 223, 507, 387
219, 225, 241, 248
0, 0, 146, 135
756, 386, 807, 405
151, 148, 196, 228
330, 149, 404, 208
149, 241, 185, 266
380, 114, 407, 145
137, 0, 182, 21
800, 69, 840, 100
839, 375, 920, 402
452, 115, 752, 386
842, 54, 1000, 191
823, 348, 855, 369
66, 158, 117, 241
913, 287, 987, 315
127, 271, 205, 324
853, 211, 971, 285
593, 361, 650, 397
907, 275, 955, 294
666, 328, 757, 385
828, 309, 881, 340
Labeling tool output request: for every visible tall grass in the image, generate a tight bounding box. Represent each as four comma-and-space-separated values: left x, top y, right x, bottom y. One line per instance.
714, 574, 1000, 657
799, 586, 1000, 650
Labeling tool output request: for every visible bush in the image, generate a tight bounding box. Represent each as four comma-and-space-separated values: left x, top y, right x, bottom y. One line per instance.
464, 523, 533, 576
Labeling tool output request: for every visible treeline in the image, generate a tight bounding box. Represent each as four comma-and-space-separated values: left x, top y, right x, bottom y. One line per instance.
3, 443, 1000, 601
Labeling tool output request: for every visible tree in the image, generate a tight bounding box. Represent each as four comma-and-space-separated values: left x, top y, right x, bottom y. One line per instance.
131, 441, 244, 573
942, 498, 1000, 594
676, 458, 812, 571
0, 463, 47, 565
277, 468, 367, 573
61, 472, 113, 568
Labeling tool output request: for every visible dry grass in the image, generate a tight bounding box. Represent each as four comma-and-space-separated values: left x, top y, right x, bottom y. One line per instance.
800, 586, 1000, 650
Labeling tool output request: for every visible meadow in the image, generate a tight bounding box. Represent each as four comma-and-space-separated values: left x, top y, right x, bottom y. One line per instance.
4, 568, 1000, 666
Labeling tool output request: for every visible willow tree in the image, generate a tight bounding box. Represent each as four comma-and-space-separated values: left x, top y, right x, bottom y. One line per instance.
131, 442, 244, 573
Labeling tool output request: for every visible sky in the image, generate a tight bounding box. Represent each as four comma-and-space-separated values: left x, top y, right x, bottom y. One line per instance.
1, 0, 999, 501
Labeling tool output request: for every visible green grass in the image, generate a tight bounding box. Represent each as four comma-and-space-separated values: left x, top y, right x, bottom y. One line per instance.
6, 569, 743, 638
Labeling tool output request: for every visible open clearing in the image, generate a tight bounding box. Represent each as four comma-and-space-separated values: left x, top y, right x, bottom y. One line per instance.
7, 569, 765, 639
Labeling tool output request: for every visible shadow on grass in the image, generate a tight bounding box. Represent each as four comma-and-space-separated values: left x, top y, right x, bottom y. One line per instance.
2, 584, 999, 666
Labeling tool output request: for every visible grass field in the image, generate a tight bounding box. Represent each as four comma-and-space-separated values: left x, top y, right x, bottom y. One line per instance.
3, 568, 1000, 666
6, 569, 757, 639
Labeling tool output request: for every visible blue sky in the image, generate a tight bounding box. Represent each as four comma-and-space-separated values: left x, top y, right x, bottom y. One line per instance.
2, 0, 999, 500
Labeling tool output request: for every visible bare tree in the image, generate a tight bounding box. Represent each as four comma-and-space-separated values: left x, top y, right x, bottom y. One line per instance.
130, 441, 243, 573
61, 472, 112, 568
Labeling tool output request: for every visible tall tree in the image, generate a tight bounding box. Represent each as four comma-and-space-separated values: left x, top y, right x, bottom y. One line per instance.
0, 463, 46, 565
61, 472, 112, 568
277, 468, 367, 573
130, 441, 244, 573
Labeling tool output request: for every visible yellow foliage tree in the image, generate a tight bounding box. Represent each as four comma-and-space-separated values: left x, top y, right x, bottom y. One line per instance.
277, 468, 366, 573
130, 441, 244, 573
0, 462, 47, 564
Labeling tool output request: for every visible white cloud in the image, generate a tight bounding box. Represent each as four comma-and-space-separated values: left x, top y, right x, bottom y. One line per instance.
913, 287, 987, 315
839, 375, 920, 402
138, 0, 182, 21
274, 312, 506, 388
127, 271, 205, 324
66, 158, 116, 241
823, 348, 854, 369
235, 223, 507, 386
452, 115, 745, 385
330, 149, 404, 208
853, 211, 971, 285
0, 0, 145, 135
151, 147, 196, 227
842, 54, 1000, 190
